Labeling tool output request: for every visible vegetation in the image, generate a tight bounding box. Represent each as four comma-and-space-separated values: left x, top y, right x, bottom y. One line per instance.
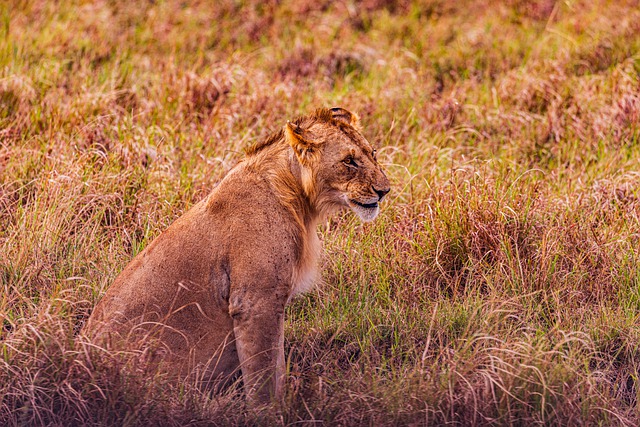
1, 0, 639, 425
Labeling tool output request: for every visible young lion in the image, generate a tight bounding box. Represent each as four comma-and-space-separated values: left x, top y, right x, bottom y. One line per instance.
83, 107, 390, 404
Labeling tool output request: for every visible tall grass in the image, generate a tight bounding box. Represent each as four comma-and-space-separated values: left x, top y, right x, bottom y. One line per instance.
1, 0, 639, 424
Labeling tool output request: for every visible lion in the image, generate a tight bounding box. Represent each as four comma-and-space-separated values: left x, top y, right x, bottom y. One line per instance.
82, 107, 390, 404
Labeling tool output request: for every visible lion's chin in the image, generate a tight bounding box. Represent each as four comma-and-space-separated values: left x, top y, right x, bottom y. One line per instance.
348, 201, 380, 222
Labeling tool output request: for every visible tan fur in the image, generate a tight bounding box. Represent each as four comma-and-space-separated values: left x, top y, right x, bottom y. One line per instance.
83, 107, 390, 404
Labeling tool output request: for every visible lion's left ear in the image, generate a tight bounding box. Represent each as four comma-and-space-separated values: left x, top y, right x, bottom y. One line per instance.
285, 121, 317, 166
330, 107, 361, 130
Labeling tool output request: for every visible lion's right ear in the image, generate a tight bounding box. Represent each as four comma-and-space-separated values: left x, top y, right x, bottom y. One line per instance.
285, 122, 316, 166
330, 107, 362, 130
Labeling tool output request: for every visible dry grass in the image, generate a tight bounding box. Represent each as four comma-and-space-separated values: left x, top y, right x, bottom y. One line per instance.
1, 0, 640, 425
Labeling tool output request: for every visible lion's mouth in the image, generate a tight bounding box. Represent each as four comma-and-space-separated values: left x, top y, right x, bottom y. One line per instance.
350, 199, 379, 209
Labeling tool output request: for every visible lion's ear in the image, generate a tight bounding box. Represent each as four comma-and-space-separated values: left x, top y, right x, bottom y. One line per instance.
330, 107, 361, 130
285, 122, 316, 165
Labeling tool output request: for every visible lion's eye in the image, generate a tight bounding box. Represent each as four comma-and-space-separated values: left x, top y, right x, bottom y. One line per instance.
372, 149, 377, 160
343, 156, 357, 168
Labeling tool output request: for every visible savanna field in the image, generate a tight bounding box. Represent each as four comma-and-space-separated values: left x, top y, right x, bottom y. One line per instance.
1, 0, 640, 425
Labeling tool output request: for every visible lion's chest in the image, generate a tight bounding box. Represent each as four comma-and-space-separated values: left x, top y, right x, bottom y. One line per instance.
290, 229, 321, 298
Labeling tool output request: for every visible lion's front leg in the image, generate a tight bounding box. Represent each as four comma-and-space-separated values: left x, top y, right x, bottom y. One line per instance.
231, 298, 285, 405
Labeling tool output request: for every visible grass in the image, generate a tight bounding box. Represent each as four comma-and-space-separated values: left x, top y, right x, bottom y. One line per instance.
1, 0, 639, 425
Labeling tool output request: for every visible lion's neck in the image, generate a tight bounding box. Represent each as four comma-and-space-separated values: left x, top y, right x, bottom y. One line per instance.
245, 143, 324, 297
286, 154, 319, 222
245, 142, 321, 229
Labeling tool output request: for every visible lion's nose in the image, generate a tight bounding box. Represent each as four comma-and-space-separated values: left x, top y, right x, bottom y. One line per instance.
373, 185, 390, 200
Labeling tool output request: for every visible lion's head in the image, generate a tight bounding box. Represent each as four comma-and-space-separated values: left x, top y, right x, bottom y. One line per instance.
283, 107, 391, 222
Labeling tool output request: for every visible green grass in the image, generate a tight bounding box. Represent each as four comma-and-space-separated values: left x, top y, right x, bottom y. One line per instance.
1, 0, 640, 425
